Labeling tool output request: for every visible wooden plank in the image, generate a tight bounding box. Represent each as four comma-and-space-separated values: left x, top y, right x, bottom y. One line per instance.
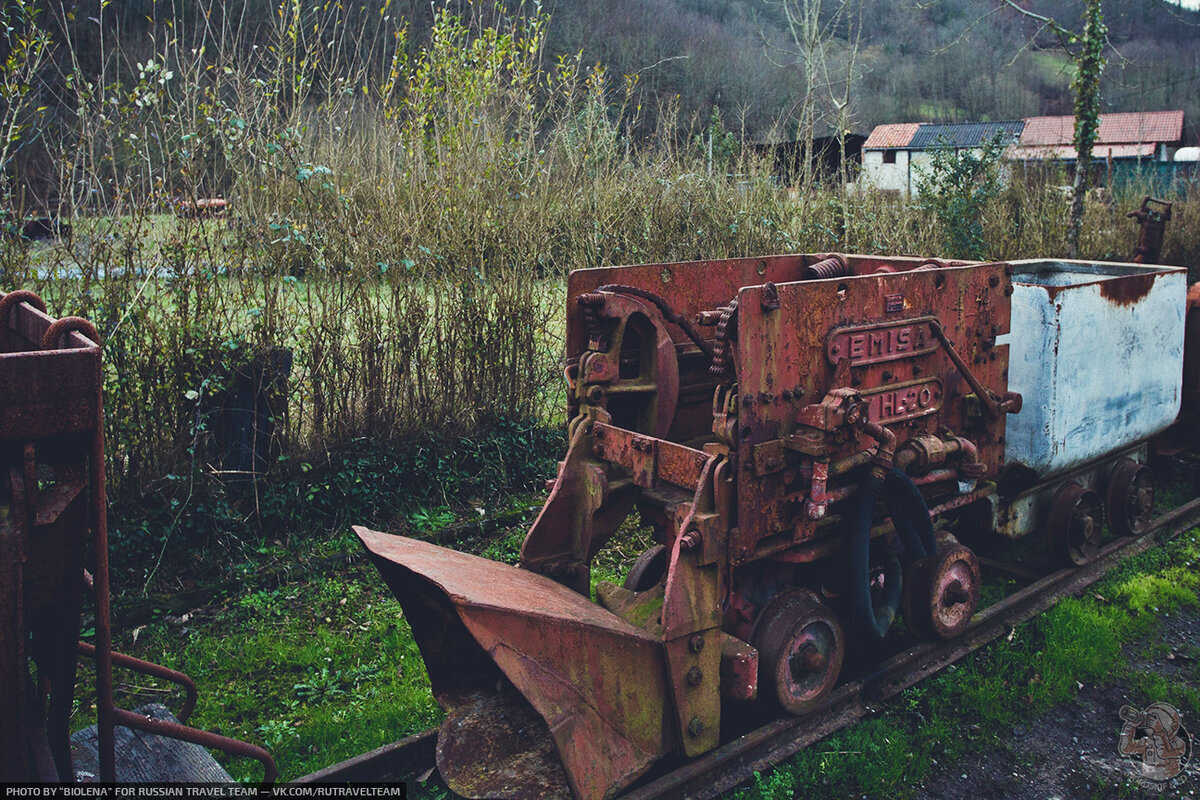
70, 703, 233, 782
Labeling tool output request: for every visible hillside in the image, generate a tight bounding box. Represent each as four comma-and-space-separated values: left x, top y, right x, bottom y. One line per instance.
11, 0, 1200, 149
544, 0, 1200, 140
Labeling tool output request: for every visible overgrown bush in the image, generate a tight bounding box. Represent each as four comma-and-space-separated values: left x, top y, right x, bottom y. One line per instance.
915, 133, 1007, 260
1, 1, 1197, 583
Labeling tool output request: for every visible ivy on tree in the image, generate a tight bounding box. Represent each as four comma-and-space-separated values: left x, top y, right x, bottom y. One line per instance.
1001, 0, 1107, 259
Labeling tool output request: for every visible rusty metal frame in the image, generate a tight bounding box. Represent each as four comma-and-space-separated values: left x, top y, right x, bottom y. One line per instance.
0, 290, 275, 783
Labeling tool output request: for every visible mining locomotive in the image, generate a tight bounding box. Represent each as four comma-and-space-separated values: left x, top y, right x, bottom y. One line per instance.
2, 205, 1197, 791
356, 252, 1196, 800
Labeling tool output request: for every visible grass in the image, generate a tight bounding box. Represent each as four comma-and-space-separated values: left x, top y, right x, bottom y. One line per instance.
70, 470, 1200, 788
74, 559, 442, 781
730, 524, 1200, 800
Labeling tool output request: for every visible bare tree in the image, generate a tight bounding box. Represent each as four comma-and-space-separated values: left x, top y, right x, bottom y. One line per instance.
765, 0, 866, 191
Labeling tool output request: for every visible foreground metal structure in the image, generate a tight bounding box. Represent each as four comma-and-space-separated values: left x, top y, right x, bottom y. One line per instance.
310, 491, 1200, 797
0, 290, 276, 783
355, 251, 1194, 799
2, 216, 1196, 791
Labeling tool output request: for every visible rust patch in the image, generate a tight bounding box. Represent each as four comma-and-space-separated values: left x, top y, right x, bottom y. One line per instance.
1100, 272, 1156, 307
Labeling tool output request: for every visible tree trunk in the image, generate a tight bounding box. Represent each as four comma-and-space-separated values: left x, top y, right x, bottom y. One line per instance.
1067, 0, 1106, 259
1067, 155, 1088, 258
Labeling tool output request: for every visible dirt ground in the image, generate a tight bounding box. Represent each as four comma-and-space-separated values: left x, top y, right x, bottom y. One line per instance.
914, 608, 1200, 800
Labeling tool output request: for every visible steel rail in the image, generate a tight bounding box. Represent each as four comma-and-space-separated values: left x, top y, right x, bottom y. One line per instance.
621, 494, 1200, 800
296, 495, 1200, 794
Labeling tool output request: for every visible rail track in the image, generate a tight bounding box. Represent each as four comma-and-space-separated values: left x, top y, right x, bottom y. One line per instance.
294, 491, 1200, 797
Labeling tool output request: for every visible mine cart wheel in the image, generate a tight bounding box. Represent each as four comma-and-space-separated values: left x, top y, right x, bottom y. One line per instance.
751, 589, 845, 715
1106, 459, 1155, 537
623, 545, 668, 591
1046, 482, 1104, 567
902, 544, 981, 641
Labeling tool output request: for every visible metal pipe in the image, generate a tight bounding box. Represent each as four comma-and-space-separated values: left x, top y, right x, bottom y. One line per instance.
110, 707, 277, 783
830, 447, 876, 476
944, 435, 985, 479
858, 420, 897, 479
77, 642, 198, 723
928, 320, 1002, 420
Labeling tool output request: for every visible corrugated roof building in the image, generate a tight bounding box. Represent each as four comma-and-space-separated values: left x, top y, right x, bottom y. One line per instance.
859, 120, 1024, 196
859, 111, 1185, 195
908, 121, 1025, 150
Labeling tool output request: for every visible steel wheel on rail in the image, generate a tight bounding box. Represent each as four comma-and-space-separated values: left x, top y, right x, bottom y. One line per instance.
751, 589, 844, 715
902, 543, 980, 641
1046, 482, 1104, 567
1106, 458, 1155, 537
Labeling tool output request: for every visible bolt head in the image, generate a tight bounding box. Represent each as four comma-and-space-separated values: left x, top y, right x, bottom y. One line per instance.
688, 634, 706, 653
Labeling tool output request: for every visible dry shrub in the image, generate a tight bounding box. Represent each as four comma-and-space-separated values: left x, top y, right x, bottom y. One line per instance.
1, 0, 1197, 510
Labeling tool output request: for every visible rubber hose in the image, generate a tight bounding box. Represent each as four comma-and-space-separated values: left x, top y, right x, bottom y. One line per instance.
884, 484, 929, 562
884, 467, 939, 557
847, 474, 902, 641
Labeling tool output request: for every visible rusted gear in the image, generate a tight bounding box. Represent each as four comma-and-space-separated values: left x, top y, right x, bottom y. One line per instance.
902, 542, 980, 641
750, 588, 844, 715
1106, 458, 1155, 537
577, 293, 607, 348
709, 297, 739, 377
1046, 482, 1104, 566
596, 284, 714, 358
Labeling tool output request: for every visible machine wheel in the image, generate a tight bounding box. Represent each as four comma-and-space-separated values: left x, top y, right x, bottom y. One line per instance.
623, 545, 667, 591
1046, 482, 1104, 566
1106, 459, 1154, 537
751, 589, 844, 715
902, 542, 980, 641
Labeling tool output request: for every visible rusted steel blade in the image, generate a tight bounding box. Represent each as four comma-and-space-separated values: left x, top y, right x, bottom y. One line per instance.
355, 527, 673, 800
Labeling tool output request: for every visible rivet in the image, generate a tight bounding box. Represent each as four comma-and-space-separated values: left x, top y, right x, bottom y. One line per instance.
688, 634, 705, 653
686, 667, 704, 687
687, 718, 706, 737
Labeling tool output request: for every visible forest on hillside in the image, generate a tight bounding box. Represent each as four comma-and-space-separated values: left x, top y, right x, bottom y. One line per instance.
13, 0, 1200, 146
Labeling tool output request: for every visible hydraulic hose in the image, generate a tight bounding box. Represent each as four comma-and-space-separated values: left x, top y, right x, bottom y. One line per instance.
883, 467, 939, 560
848, 468, 940, 641
847, 474, 902, 641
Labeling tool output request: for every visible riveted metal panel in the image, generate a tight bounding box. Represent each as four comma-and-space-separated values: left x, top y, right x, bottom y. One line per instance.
732, 262, 1013, 560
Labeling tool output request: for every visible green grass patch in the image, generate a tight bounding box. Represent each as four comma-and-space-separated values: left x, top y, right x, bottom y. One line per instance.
74, 564, 443, 781
730, 527, 1200, 799
1031, 50, 1074, 82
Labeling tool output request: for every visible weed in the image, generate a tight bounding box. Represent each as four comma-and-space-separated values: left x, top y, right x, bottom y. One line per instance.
915, 133, 1007, 260
409, 507, 456, 535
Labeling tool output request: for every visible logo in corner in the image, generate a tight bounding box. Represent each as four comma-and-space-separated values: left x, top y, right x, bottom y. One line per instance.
1118, 702, 1192, 790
